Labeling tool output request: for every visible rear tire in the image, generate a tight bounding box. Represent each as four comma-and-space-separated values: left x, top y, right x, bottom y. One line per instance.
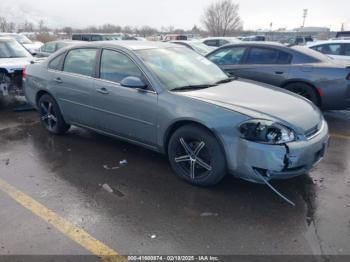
284, 82, 320, 107
168, 125, 226, 187
38, 94, 70, 135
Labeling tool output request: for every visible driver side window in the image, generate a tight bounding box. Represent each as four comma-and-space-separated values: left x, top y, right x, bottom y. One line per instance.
99, 49, 142, 84
208, 47, 246, 65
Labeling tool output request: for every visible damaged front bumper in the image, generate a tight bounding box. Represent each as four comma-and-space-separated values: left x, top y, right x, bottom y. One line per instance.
0, 69, 24, 99
227, 120, 329, 184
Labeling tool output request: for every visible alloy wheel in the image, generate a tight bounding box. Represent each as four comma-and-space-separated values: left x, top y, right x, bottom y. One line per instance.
40, 101, 58, 131
174, 137, 212, 180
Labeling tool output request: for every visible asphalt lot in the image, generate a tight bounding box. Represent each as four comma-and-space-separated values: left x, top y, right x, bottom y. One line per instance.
0, 104, 349, 260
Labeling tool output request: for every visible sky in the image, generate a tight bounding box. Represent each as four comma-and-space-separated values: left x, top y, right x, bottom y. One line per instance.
1, 0, 349, 31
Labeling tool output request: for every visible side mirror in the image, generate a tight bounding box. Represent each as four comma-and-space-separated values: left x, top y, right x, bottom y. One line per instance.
120, 76, 147, 89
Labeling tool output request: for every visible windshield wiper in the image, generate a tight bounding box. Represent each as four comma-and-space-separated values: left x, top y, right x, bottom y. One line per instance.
171, 84, 217, 92
215, 76, 237, 84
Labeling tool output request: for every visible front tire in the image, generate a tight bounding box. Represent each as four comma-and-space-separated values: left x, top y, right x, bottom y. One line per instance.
38, 94, 70, 135
168, 125, 226, 187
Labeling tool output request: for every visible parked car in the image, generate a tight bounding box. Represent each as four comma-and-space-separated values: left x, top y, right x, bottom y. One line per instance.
336, 31, 350, 39
206, 42, 350, 110
242, 35, 266, 41
36, 40, 84, 57
24, 41, 329, 187
286, 36, 314, 46
72, 33, 122, 41
0, 37, 34, 101
170, 40, 214, 56
307, 40, 350, 61
163, 34, 188, 41
0, 33, 43, 54
201, 37, 241, 47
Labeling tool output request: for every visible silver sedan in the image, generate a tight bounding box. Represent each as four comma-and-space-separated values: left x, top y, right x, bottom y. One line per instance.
24, 41, 329, 190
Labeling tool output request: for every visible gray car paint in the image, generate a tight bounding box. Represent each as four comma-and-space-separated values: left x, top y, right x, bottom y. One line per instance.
24, 41, 329, 183
206, 42, 350, 110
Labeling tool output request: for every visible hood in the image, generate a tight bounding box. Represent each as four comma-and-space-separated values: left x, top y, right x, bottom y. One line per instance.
23, 42, 43, 52
178, 79, 322, 134
0, 57, 32, 73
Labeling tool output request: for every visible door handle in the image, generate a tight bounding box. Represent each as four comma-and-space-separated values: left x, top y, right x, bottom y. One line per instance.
54, 77, 63, 83
275, 71, 284, 75
97, 87, 109, 94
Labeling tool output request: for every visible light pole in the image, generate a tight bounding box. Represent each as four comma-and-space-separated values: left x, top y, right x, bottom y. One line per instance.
302, 9, 308, 29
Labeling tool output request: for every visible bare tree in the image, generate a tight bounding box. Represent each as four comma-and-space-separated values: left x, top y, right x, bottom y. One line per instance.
38, 20, 45, 31
0, 17, 10, 32
23, 21, 34, 32
202, 0, 242, 36
137, 26, 157, 37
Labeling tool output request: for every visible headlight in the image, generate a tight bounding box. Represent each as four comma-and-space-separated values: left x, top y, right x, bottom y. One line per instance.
239, 119, 296, 144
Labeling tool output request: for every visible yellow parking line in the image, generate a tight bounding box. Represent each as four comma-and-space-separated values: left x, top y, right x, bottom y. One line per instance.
331, 133, 350, 140
0, 177, 127, 262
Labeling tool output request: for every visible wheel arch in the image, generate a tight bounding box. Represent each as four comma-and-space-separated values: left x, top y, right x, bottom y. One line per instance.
281, 79, 322, 106
163, 119, 226, 159
35, 90, 54, 107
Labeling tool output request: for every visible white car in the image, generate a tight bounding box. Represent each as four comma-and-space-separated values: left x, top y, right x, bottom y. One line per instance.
0, 33, 43, 54
307, 40, 350, 61
201, 37, 241, 47
0, 37, 34, 100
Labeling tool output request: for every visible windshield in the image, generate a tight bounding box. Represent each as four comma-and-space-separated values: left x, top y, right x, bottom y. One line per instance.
136, 47, 229, 91
0, 40, 32, 58
189, 42, 213, 55
12, 34, 33, 44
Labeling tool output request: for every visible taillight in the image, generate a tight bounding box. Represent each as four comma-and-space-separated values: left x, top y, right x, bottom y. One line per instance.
22, 67, 27, 81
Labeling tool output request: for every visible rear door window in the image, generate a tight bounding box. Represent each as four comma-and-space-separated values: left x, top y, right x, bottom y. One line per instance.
219, 40, 229, 46
63, 48, 98, 77
207, 47, 246, 65
344, 44, 350, 56
72, 35, 81, 41
41, 42, 56, 53
91, 35, 102, 41
246, 47, 291, 64
81, 35, 91, 41
48, 53, 65, 70
313, 44, 342, 55
99, 49, 142, 83
204, 40, 218, 47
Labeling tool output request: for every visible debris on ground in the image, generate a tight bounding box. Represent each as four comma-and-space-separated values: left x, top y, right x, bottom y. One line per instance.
150, 234, 157, 239
102, 183, 114, 193
13, 103, 35, 112
119, 159, 128, 165
200, 212, 219, 217
103, 165, 120, 170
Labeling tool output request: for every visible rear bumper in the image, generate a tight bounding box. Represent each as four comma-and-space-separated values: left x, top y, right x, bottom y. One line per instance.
227, 120, 329, 183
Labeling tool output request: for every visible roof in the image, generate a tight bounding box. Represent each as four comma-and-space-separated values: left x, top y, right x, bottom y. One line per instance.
307, 39, 350, 46
0, 37, 16, 42
202, 37, 240, 40
72, 40, 179, 51
222, 41, 286, 48
47, 39, 85, 44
